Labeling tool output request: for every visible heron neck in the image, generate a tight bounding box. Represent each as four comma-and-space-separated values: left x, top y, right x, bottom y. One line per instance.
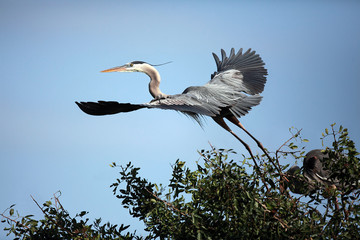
144, 65, 166, 98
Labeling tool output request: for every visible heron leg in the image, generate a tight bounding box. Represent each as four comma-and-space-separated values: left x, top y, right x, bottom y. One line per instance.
213, 116, 270, 192
225, 115, 271, 160
212, 116, 255, 160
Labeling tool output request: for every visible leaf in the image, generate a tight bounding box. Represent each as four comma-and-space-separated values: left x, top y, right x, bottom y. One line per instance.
339, 125, 343, 132
9, 209, 14, 216
44, 201, 52, 207
178, 161, 185, 168
79, 211, 87, 217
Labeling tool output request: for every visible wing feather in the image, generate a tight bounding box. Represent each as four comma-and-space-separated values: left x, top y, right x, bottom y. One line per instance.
210, 48, 267, 95
212, 52, 220, 69
75, 101, 146, 116
75, 94, 221, 119
148, 94, 220, 116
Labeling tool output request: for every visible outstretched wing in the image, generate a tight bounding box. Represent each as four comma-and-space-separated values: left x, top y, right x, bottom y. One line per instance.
209, 48, 267, 95
175, 48, 266, 119
75, 94, 221, 117
75, 101, 146, 116
147, 94, 220, 116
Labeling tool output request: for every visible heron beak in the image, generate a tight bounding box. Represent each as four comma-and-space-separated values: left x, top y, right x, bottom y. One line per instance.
101, 66, 127, 73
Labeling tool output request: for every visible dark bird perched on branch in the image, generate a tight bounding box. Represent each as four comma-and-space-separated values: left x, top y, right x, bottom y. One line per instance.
76, 48, 268, 157
287, 149, 359, 194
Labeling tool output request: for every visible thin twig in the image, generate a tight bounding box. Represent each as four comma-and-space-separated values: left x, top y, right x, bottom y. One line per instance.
275, 129, 303, 195
276, 128, 303, 160
145, 188, 189, 217
254, 198, 289, 229
0, 213, 31, 230
331, 125, 337, 146
53, 191, 64, 211
31, 195, 74, 237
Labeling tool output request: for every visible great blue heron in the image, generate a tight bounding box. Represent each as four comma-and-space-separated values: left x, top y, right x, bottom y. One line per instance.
76, 48, 268, 157
287, 149, 359, 194
286, 149, 331, 195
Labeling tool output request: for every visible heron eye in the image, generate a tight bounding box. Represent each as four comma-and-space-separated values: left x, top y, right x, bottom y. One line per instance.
130, 63, 134, 67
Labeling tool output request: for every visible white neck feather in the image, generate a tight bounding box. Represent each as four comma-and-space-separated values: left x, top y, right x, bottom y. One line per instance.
141, 64, 167, 98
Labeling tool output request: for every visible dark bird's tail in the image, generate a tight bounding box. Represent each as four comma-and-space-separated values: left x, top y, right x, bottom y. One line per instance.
75, 101, 145, 116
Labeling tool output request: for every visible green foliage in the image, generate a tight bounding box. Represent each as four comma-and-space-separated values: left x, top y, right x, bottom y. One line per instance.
111, 150, 318, 239
2, 124, 360, 239
1, 193, 138, 240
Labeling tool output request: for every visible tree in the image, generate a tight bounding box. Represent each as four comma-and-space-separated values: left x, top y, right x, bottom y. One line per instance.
2, 124, 360, 239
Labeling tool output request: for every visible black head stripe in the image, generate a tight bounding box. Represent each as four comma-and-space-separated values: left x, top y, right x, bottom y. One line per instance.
130, 61, 172, 67
131, 61, 147, 64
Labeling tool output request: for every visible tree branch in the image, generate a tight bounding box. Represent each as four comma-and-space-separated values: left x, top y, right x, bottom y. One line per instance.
145, 188, 189, 217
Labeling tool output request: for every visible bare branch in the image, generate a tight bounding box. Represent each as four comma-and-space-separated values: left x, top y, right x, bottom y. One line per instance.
0, 213, 31, 230
145, 188, 189, 217
31, 195, 75, 237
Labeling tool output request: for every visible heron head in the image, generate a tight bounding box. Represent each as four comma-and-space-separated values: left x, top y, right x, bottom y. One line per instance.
101, 61, 149, 73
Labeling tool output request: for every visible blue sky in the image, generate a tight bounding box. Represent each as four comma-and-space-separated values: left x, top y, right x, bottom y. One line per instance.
1, 0, 360, 237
